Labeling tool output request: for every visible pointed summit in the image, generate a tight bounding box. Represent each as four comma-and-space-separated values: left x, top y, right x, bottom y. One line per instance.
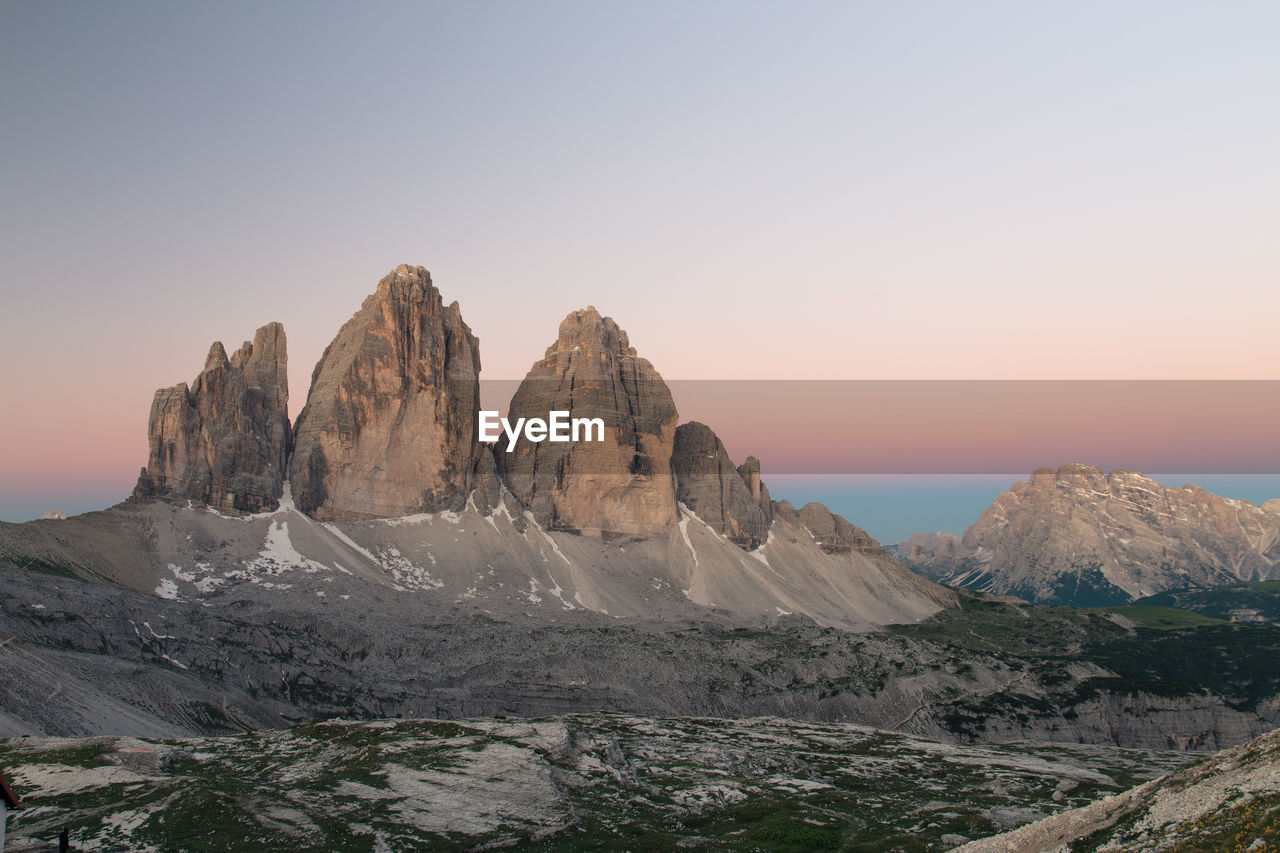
290, 265, 482, 520
496, 307, 679, 537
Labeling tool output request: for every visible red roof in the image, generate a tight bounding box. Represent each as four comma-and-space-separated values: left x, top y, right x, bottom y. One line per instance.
0, 772, 19, 809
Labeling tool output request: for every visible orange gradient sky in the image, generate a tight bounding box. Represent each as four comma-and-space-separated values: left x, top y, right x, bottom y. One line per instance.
2, 2, 1277, 521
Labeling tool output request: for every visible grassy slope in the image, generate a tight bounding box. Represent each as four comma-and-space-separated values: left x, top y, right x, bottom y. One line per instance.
893, 596, 1280, 724
1134, 581, 1280, 623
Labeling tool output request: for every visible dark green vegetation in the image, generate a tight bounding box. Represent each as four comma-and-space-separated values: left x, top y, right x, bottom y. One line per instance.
892, 595, 1280, 740
1135, 580, 1280, 624
1007, 565, 1132, 608
0, 713, 1188, 852
1087, 605, 1224, 630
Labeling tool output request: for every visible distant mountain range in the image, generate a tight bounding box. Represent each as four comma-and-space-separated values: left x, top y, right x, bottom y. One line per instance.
897, 464, 1280, 606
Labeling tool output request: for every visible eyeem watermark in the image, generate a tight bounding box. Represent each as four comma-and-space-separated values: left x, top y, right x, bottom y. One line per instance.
479, 411, 605, 450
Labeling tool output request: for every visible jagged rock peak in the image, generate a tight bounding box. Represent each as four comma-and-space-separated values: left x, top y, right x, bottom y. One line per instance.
796, 502, 885, 557
672, 422, 772, 550
496, 307, 678, 537
290, 266, 482, 521
904, 464, 1280, 605
133, 322, 290, 514
544, 305, 637, 358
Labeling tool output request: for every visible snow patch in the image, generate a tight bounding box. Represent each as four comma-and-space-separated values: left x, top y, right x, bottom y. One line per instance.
525, 512, 573, 565
677, 508, 699, 567
381, 513, 434, 527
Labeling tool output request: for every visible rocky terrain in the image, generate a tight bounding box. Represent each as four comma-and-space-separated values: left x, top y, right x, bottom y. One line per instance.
671, 422, 773, 550
289, 264, 483, 520
902, 464, 1280, 606
132, 322, 290, 514
495, 306, 680, 537
0, 712, 1191, 852
4, 265, 1279, 850
3, 543, 1279, 752
958, 724, 1280, 852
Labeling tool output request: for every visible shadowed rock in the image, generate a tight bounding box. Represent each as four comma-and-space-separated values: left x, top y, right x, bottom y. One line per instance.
133, 322, 290, 514
495, 307, 678, 537
671, 421, 772, 549
289, 265, 482, 520
791, 501, 885, 556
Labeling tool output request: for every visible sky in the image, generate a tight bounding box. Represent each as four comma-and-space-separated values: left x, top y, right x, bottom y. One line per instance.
1, 1, 1277, 530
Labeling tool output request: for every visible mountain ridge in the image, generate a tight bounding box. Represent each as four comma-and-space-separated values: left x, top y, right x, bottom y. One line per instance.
902, 464, 1280, 606
4, 264, 955, 635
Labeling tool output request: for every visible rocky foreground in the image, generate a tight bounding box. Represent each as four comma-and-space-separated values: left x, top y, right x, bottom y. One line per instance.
958, 725, 1280, 852
0, 712, 1191, 852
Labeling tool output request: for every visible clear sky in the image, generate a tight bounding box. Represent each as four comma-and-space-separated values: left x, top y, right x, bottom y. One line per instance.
2, 1, 1277, 524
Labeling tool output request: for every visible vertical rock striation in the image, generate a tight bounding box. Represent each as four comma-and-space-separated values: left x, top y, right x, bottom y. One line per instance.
134, 322, 291, 514
496, 307, 679, 536
289, 265, 482, 520
671, 421, 772, 549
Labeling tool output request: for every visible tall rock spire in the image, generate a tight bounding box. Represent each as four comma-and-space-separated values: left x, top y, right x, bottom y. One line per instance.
289, 265, 482, 520
496, 307, 679, 536
134, 322, 290, 513
671, 421, 772, 549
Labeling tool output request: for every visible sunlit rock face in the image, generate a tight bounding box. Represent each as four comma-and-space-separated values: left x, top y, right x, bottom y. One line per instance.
496, 307, 679, 537
134, 322, 290, 514
905, 464, 1280, 605
290, 265, 482, 520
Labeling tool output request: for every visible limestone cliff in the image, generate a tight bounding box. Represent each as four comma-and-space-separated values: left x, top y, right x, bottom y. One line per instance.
495, 307, 678, 536
289, 265, 481, 520
133, 322, 290, 514
671, 421, 771, 549
905, 464, 1280, 605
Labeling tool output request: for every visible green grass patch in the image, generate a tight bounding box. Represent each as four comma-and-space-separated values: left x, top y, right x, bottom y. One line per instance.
1088, 605, 1226, 629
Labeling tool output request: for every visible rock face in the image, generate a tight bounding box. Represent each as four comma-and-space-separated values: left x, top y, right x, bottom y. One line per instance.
905, 464, 1280, 605
956, 726, 1280, 853
890, 532, 961, 564
671, 422, 772, 549
774, 500, 885, 556
290, 266, 482, 520
495, 307, 678, 536
133, 323, 290, 514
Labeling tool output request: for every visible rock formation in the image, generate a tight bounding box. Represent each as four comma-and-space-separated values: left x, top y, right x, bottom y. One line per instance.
956, 726, 1280, 852
133, 322, 290, 514
890, 532, 961, 564
495, 307, 678, 536
671, 421, 771, 549
772, 500, 884, 556
904, 464, 1280, 605
290, 265, 481, 520
470, 446, 503, 516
